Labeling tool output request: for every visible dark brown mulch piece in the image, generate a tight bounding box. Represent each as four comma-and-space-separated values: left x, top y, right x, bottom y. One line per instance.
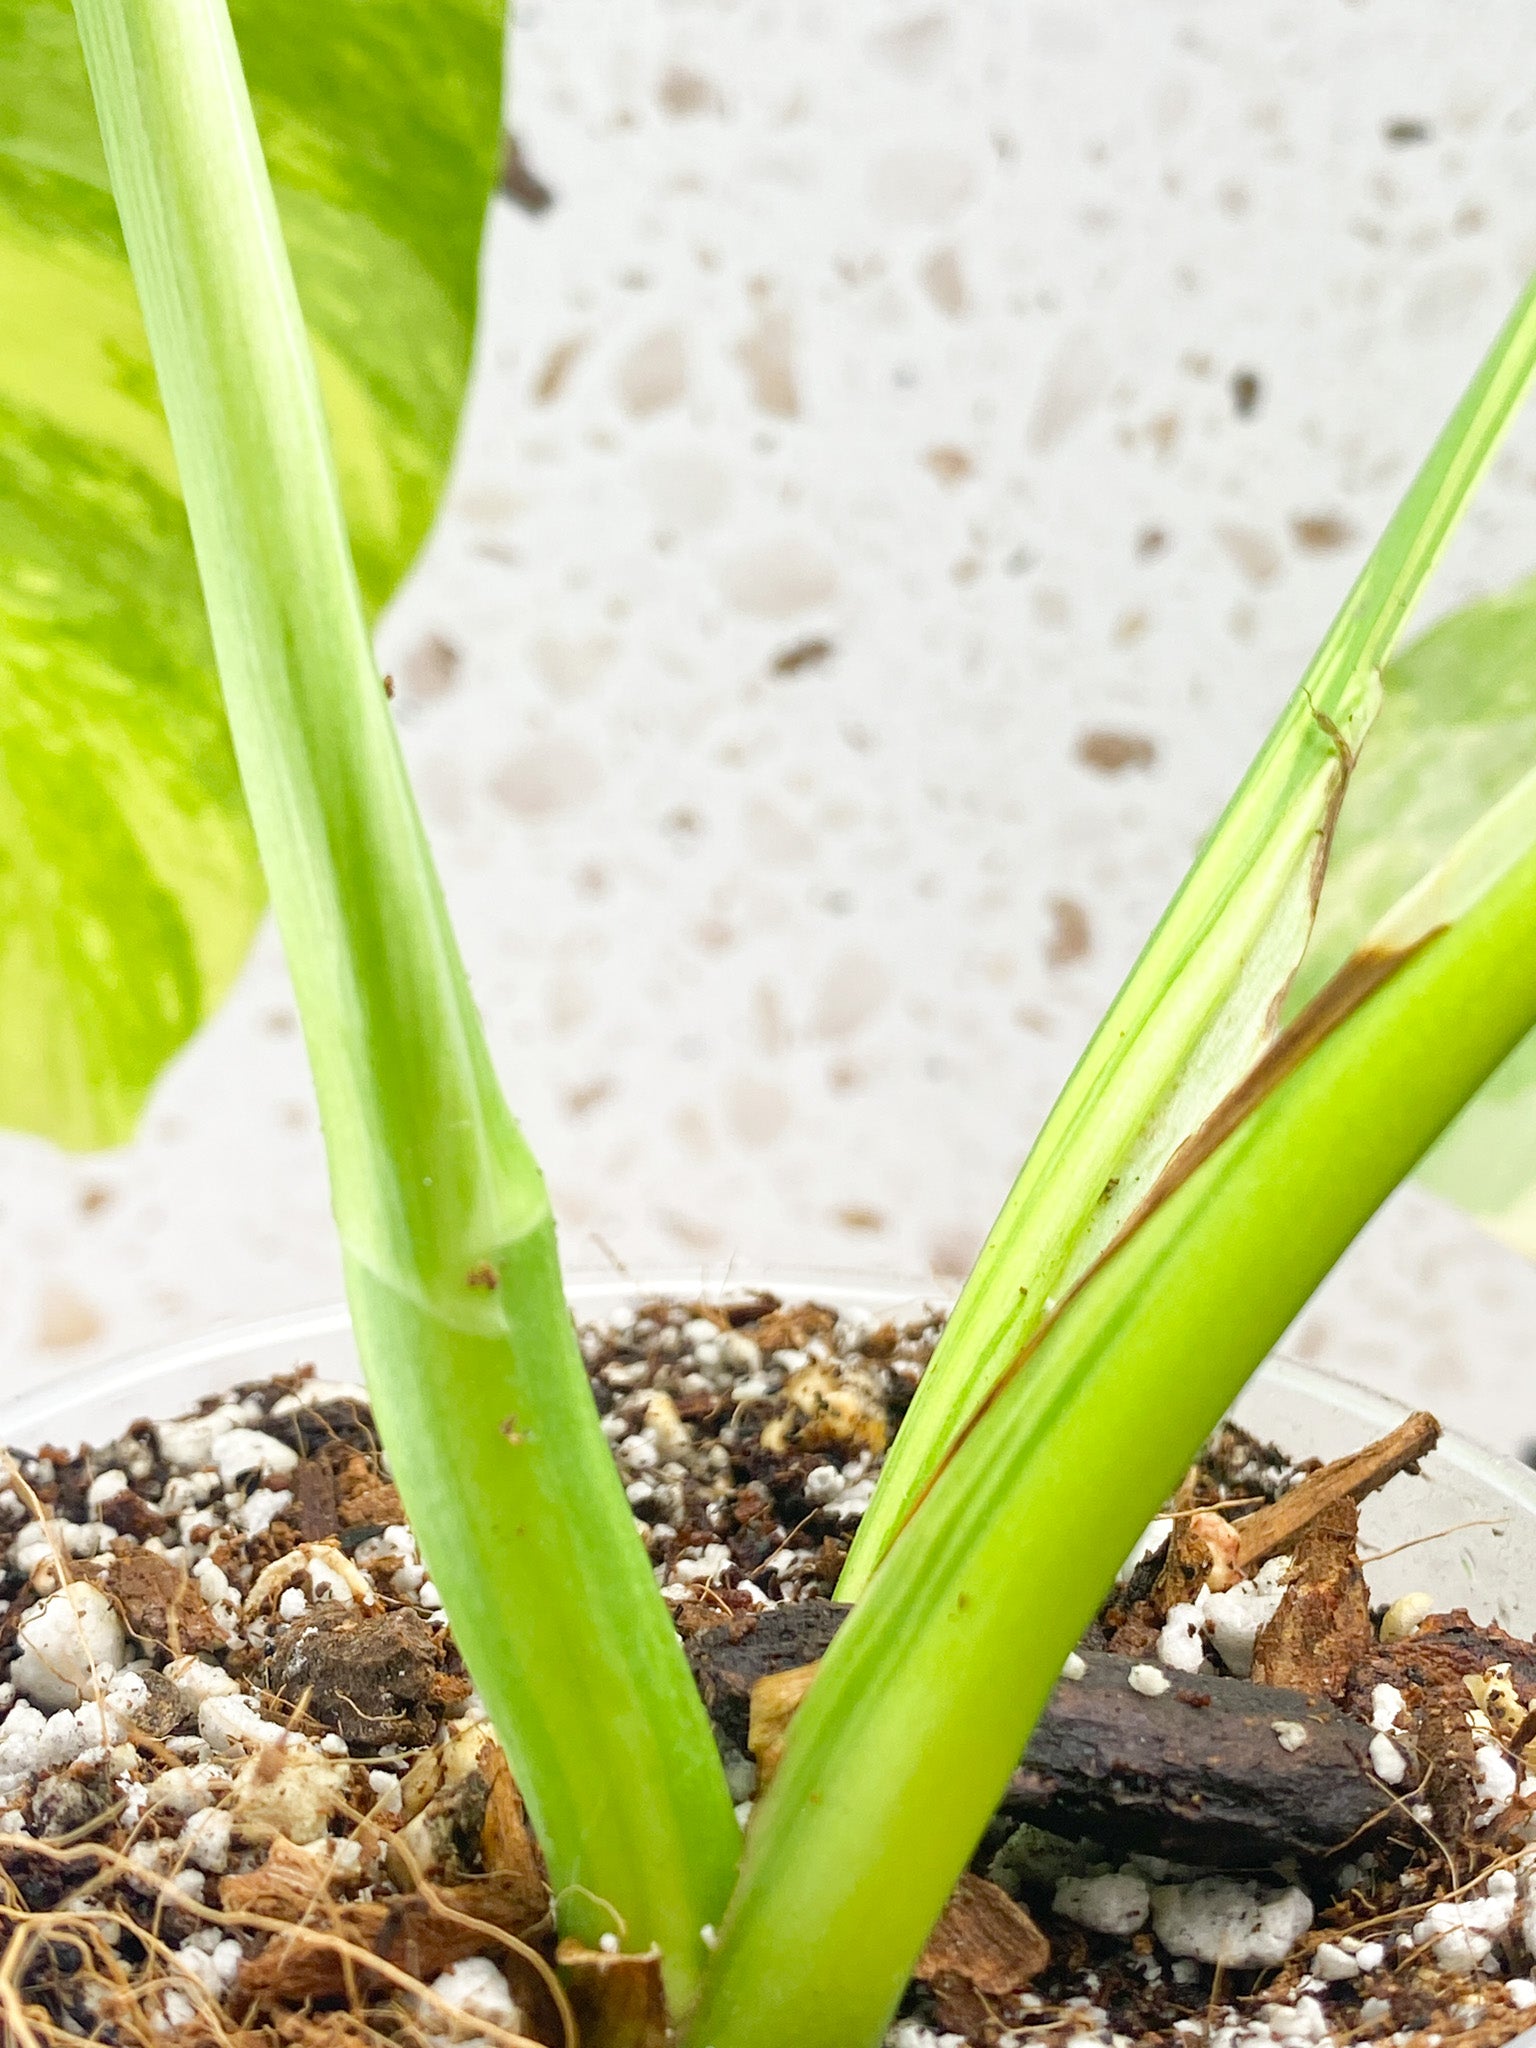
686, 1602, 847, 1750
98, 1487, 169, 1540
1347, 1610, 1536, 1847
1002, 1652, 1388, 1865
289, 1458, 339, 1541
108, 1548, 226, 1656
265, 1604, 441, 1749
1250, 1499, 1374, 1701
690, 1615, 1389, 1866
259, 1397, 378, 1461
1366, 1610, 1536, 1697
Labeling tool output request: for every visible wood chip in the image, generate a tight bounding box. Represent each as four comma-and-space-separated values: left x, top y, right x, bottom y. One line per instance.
1233, 1412, 1439, 1570
1251, 1499, 1373, 1701
748, 1660, 819, 1788
290, 1458, 339, 1540
235, 1869, 549, 2004
220, 1837, 356, 1922
108, 1548, 226, 1655
686, 1602, 846, 1751
915, 1870, 1049, 1994
480, 1736, 547, 1892
555, 1938, 669, 2048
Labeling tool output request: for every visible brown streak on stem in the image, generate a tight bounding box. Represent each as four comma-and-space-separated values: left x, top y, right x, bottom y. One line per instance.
889, 929, 1443, 1562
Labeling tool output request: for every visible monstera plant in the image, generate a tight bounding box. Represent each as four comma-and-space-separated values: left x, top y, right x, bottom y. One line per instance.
15, 1, 1536, 2045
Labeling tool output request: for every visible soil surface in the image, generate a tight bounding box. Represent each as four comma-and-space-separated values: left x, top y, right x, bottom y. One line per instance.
0, 1297, 1533, 2048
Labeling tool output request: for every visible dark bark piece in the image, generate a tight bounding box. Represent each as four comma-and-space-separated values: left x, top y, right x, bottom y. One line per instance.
1003, 1652, 1386, 1865
915, 1871, 1049, 1993
260, 1397, 379, 1460
265, 1604, 441, 1749
1233, 1411, 1440, 1570
686, 1601, 847, 1750
1361, 1610, 1536, 1699
290, 1458, 339, 1541
688, 1615, 1389, 1865
1251, 1499, 1373, 1701
98, 1488, 168, 1541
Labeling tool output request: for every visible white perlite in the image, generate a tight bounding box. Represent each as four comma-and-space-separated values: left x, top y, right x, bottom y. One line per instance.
1150, 1877, 1313, 1967
1202, 1558, 1291, 1678
1370, 1683, 1407, 1732
424, 1957, 523, 2033
1312, 1941, 1359, 1981
11, 1583, 127, 1709
1061, 1651, 1087, 1682
1271, 1720, 1308, 1753
1414, 1870, 1517, 1973
1368, 1733, 1407, 1785
1128, 1663, 1170, 1698
1054, 1871, 1151, 1936
1473, 1742, 1519, 1824
1157, 1603, 1206, 1674
211, 1427, 298, 1486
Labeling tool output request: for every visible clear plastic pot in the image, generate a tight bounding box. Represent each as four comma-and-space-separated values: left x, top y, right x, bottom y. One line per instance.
4, 1271, 1535, 1632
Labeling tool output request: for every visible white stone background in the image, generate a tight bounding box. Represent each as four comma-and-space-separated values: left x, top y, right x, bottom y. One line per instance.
8, 0, 1536, 1452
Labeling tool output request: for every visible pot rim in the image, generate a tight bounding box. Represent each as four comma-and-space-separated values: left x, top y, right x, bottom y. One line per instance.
6, 1269, 1536, 1580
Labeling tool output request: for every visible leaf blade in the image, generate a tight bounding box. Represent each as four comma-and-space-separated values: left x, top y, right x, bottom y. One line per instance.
0, 0, 500, 1145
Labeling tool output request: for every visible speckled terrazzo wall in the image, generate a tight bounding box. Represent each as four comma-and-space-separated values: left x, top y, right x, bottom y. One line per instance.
8, 0, 1536, 1449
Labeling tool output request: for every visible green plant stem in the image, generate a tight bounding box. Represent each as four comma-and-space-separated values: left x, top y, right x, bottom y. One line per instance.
840, 273, 1536, 1602
70, 0, 738, 2000
687, 844, 1536, 2047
